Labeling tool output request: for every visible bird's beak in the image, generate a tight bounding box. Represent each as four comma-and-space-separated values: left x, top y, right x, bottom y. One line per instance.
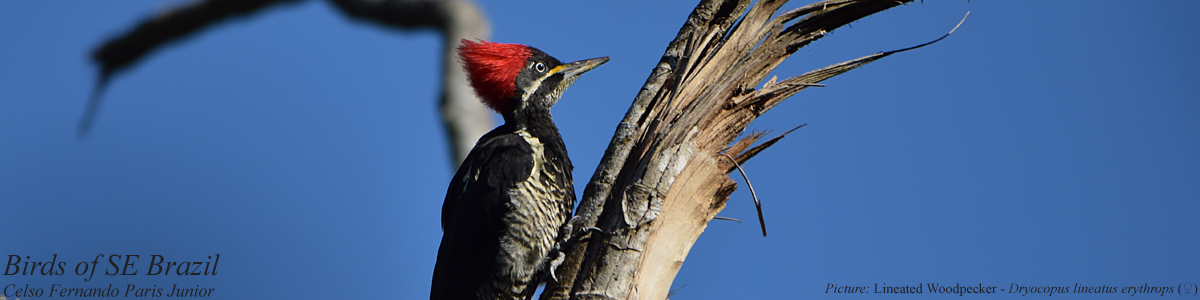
552, 57, 610, 79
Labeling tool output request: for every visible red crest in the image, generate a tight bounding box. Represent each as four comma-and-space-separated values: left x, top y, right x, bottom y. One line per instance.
458, 39, 531, 113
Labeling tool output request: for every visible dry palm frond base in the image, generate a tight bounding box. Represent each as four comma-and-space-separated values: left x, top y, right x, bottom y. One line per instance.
543, 1, 967, 299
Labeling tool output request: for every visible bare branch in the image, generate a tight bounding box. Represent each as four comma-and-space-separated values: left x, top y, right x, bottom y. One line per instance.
83, 0, 493, 167
328, 0, 494, 166
82, 0, 303, 136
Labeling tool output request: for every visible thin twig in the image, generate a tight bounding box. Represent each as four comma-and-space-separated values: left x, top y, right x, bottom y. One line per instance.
721, 152, 766, 237
885, 10, 969, 54
667, 283, 690, 299
712, 216, 743, 225
785, 82, 826, 87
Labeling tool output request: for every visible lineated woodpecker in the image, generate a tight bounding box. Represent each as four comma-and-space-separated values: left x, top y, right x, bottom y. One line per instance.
430, 39, 608, 300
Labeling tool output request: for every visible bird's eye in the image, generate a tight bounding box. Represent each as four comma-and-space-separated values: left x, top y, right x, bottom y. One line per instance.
535, 62, 546, 73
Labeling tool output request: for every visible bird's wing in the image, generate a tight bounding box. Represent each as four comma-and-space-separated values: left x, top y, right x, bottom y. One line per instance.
441, 132, 534, 229
432, 130, 533, 300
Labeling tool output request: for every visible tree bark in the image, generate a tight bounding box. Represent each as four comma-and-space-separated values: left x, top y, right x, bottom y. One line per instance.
542, 0, 955, 299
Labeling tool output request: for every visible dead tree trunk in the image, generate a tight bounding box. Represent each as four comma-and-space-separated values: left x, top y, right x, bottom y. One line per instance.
543, 0, 956, 298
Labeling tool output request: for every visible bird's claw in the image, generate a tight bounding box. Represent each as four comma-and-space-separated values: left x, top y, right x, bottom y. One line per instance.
544, 218, 603, 283
575, 227, 602, 242
548, 251, 566, 282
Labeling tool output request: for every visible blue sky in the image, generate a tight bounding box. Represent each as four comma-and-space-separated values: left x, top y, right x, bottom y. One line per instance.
2, 1, 1197, 299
